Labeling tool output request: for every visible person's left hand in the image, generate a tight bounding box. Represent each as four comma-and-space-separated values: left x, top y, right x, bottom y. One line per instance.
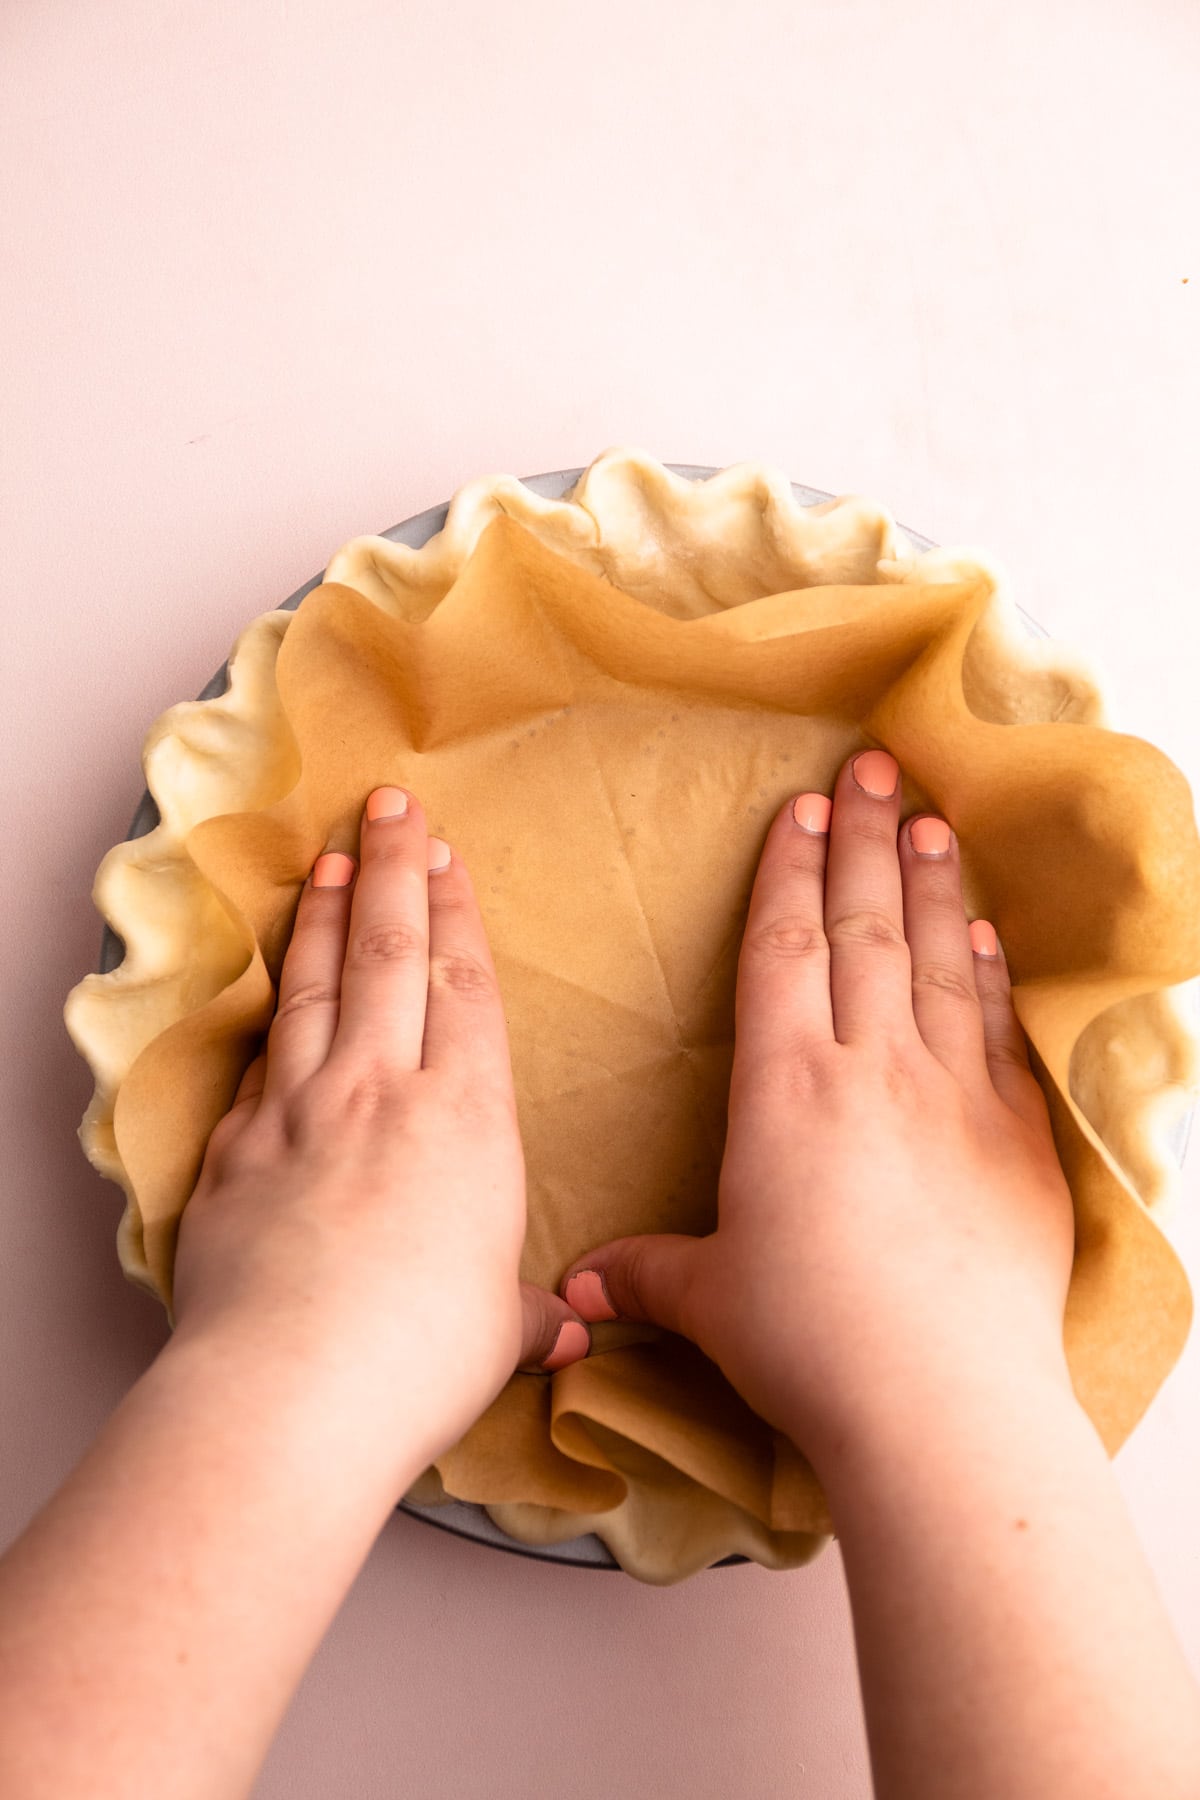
170, 785, 591, 1478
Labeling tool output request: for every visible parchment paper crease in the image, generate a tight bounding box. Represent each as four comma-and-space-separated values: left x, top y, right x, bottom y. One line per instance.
65, 448, 1200, 1584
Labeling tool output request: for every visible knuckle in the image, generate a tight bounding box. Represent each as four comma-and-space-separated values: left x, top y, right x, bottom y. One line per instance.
910, 961, 981, 1006
273, 979, 340, 1025
437, 1058, 516, 1119
762, 1038, 838, 1099
776, 835, 828, 877
616, 1238, 651, 1318
427, 875, 471, 912
454, 1083, 510, 1131
978, 972, 1015, 1008
826, 907, 908, 953
986, 1035, 1031, 1072
368, 833, 416, 866
343, 1071, 396, 1119
910, 880, 969, 922
428, 950, 496, 1003
311, 1061, 406, 1127
855, 1042, 923, 1104
979, 991, 1019, 1037
745, 913, 828, 962
346, 920, 425, 967
978, 986, 1010, 1024
839, 810, 896, 847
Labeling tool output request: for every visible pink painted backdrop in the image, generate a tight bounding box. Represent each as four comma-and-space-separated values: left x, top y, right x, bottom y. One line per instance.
2, 2, 1197, 1793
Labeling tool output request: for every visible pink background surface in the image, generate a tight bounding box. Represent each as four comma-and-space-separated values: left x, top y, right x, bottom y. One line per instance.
3, 2, 1198, 1793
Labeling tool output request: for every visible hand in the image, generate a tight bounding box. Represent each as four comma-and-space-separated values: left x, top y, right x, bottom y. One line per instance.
560, 749, 1076, 1471
172, 785, 592, 1478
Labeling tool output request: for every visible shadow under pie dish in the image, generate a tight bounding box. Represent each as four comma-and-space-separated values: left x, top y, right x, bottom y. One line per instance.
65, 448, 1200, 1585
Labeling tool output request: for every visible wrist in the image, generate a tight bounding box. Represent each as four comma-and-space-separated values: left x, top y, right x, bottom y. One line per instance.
791, 1344, 1081, 1504
154, 1315, 439, 1507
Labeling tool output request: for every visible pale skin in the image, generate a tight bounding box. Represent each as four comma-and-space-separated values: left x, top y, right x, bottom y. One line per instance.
0, 756, 1197, 1799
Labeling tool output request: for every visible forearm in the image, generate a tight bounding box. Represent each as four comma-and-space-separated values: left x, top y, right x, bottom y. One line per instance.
0, 1325, 430, 1800
812, 1369, 1200, 1800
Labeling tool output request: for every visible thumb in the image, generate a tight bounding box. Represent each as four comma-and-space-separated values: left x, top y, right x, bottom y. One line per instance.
560, 1234, 706, 1340
515, 1281, 594, 1375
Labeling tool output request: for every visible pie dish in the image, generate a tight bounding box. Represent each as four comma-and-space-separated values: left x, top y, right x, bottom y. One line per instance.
65, 447, 1200, 1584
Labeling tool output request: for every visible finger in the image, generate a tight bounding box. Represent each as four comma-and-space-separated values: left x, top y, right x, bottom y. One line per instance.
969, 921, 1049, 1131
561, 1234, 706, 1340
516, 1282, 593, 1374
899, 816, 988, 1080
823, 748, 913, 1044
199, 1046, 268, 1170
420, 840, 515, 1089
731, 792, 834, 1082
330, 787, 430, 1073
232, 1046, 269, 1109
260, 852, 357, 1107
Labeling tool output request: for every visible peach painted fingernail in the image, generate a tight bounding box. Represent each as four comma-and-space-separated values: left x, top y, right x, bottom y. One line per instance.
366, 786, 409, 821
969, 919, 999, 958
852, 750, 899, 798
541, 1320, 591, 1372
910, 817, 952, 857
793, 793, 833, 834
427, 838, 452, 873
563, 1269, 620, 1321
312, 852, 356, 888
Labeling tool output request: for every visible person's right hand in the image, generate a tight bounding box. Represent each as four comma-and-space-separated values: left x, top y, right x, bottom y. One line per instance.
560, 747, 1077, 1471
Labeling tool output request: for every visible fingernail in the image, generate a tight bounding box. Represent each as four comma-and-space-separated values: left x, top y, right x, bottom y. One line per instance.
312, 852, 356, 888
366, 786, 409, 822
793, 793, 832, 834
852, 750, 899, 798
969, 919, 999, 958
427, 837, 452, 873
563, 1269, 620, 1321
541, 1320, 591, 1373
910, 816, 952, 857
